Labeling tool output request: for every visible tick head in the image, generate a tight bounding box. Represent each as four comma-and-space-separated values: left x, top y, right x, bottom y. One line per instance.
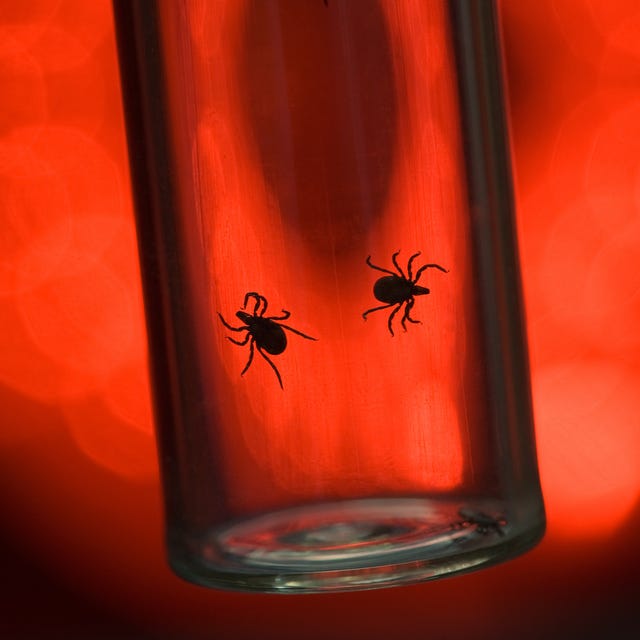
236, 311, 252, 323
412, 285, 430, 296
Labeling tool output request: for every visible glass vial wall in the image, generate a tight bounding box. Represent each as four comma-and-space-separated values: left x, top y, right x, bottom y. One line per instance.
113, 0, 545, 593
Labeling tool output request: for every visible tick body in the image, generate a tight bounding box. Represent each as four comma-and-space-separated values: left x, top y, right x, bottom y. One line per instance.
362, 250, 448, 336
218, 292, 316, 389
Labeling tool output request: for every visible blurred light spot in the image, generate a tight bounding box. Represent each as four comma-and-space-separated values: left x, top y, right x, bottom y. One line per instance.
584, 99, 640, 230
0, 0, 61, 50
3, 124, 129, 282
62, 393, 158, 481
548, 92, 617, 215
0, 141, 71, 296
18, 257, 137, 379
517, 182, 569, 328
551, 0, 640, 67
551, 0, 609, 66
602, 5, 640, 60
104, 359, 154, 436
534, 360, 640, 538
20, 126, 125, 221
43, 47, 108, 134
53, 212, 127, 277
45, 0, 112, 60
538, 198, 608, 322
583, 220, 640, 355
500, 0, 596, 195
25, 25, 90, 72
0, 0, 61, 27
0, 45, 47, 138
586, 0, 639, 30
526, 313, 592, 371
0, 298, 102, 400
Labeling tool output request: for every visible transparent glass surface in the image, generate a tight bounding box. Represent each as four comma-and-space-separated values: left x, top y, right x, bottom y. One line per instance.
113, 0, 545, 592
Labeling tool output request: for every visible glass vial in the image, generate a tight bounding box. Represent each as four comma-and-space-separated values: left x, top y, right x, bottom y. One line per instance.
112, 0, 545, 593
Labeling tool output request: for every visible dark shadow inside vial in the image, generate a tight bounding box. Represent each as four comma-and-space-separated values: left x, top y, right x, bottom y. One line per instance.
237, 0, 399, 254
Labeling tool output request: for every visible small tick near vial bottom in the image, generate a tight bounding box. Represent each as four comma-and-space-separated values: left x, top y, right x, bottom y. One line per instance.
453, 508, 507, 537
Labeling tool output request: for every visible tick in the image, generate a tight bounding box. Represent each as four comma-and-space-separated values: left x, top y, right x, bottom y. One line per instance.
362, 250, 448, 336
454, 508, 507, 537
218, 291, 317, 389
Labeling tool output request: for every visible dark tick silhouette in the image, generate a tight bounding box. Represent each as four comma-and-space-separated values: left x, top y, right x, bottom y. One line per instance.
362, 250, 448, 336
454, 508, 507, 537
218, 292, 317, 389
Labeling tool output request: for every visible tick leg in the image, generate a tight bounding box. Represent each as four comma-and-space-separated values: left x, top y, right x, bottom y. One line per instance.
365, 255, 396, 276
401, 297, 421, 331
386, 303, 403, 336
257, 346, 284, 389
413, 263, 448, 283
268, 309, 291, 321
406, 252, 422, 281
391, 250, 407, 279
218, 312, 246, 332
363, 302, 395, 320
244, 291, 268, 316
240, 338, 255, 376
226, 332, 251, 346
279, 324, 317, 341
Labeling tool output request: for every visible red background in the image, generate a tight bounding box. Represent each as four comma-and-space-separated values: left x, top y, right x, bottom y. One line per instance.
1, 1, 639, 638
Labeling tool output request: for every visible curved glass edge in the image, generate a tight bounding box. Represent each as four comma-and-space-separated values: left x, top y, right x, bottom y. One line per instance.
167, 516, 545, 594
